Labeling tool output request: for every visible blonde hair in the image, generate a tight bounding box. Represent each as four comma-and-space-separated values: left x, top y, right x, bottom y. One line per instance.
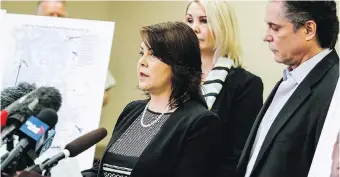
186, 0, 242, 67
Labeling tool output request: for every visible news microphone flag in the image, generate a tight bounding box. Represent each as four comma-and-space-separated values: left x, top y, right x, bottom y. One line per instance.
19, 115, 49, 142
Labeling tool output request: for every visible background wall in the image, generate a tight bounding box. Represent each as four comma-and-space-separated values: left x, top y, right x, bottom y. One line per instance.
1, 1, 339, 159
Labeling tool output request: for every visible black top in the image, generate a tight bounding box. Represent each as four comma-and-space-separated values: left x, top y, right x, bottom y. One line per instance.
102, 154, 136, 177
82, 99, 228, 177
102, 109, 171, 177
210, 67, 264, 176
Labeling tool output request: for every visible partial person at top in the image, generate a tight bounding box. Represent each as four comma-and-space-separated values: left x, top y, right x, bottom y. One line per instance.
36, 0, 116, 106
36, 0, 66, 17
185, 0, 264, 176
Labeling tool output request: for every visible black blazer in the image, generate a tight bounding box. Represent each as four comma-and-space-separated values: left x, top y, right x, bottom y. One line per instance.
82, 99, 228, 177
236, 50, 340, 177
211, 67, 264, 176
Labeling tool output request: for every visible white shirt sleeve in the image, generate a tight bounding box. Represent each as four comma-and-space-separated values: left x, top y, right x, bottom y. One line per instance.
105, 70, 116, 90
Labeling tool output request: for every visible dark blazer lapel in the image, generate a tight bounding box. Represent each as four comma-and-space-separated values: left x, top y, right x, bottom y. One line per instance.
107, 102, 145, 151
252, 79, 282, 135
98, 101, 146, 175
250, 83, 311, 175
210, 68, 236, 113
251, 50, 339, 175
132, 100, 199, 176
236, 79, 282, 175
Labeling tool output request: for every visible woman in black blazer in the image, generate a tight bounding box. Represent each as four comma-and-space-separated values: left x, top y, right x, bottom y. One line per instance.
185, 1, 264, 176
82, 22, 228, 177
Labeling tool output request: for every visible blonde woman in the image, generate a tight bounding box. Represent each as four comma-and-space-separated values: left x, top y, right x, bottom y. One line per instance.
185, 0, 263, 176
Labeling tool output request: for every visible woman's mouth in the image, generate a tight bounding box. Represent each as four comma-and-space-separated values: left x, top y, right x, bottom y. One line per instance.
140, 72, 149, 77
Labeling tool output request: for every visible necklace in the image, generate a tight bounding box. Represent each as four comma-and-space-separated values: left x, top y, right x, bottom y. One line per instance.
141, 101, 169, 128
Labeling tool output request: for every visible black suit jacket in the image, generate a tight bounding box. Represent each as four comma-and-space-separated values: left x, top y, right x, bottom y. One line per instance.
211, 67, 264, 176
236, 50, 339, 177
82, 99, 228, 177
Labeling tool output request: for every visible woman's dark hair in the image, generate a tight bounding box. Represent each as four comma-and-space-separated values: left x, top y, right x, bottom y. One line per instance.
140, 21, 207, 109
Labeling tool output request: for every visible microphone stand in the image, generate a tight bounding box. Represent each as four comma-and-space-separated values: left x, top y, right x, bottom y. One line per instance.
43, 168, 52, 177
2, 135, 17, 176
6, 135, 14, 151
2, 153, 20, 176
1, 143, 37, 176
42, 158, 62, 176
25, 156, 59, 176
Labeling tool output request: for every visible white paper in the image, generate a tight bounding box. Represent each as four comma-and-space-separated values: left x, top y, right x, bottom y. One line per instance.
0, 9, 8, 89
1, 13, 115, 173
0, 9, 6, 22
308, 78, 340, 177
0, 9, 6, 23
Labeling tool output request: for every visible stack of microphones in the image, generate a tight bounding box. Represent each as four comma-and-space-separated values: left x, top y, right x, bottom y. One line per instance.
0, 82, 108, 177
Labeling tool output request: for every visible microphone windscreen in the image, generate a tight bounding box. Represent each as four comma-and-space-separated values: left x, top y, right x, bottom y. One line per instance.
1, 82, 36, 110
36, 108, 58, 129
65, 127, 107, 157
9, 86, 62, 118
31, 87, 62, 114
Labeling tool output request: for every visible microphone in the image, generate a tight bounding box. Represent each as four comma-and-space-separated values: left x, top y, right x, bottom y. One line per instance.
1, 110, 9, 127
1, 82, 37, 131
0, 108, 58, 171
1, 86, 62, 143
16, 171, 47, 177
25, 127, 108, 174
4, 86, 62, 117
36, 129, 56, 157
1, 82, 36, 110
1, 99, 39, 143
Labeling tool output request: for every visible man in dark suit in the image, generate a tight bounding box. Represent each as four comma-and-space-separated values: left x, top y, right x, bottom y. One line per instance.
236, 1, 339, 177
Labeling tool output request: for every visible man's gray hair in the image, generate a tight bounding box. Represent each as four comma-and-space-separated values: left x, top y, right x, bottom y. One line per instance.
35, 0, 68, 15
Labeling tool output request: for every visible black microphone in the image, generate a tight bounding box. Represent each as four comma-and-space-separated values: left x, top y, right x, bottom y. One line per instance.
1, 99, 39, 145
4, 86, 62, 117
1, 82, 36, 110
0, 82, 36, 129
25, 127, 108, 175
1, 86, 62, 143
0, 108, 58, 172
